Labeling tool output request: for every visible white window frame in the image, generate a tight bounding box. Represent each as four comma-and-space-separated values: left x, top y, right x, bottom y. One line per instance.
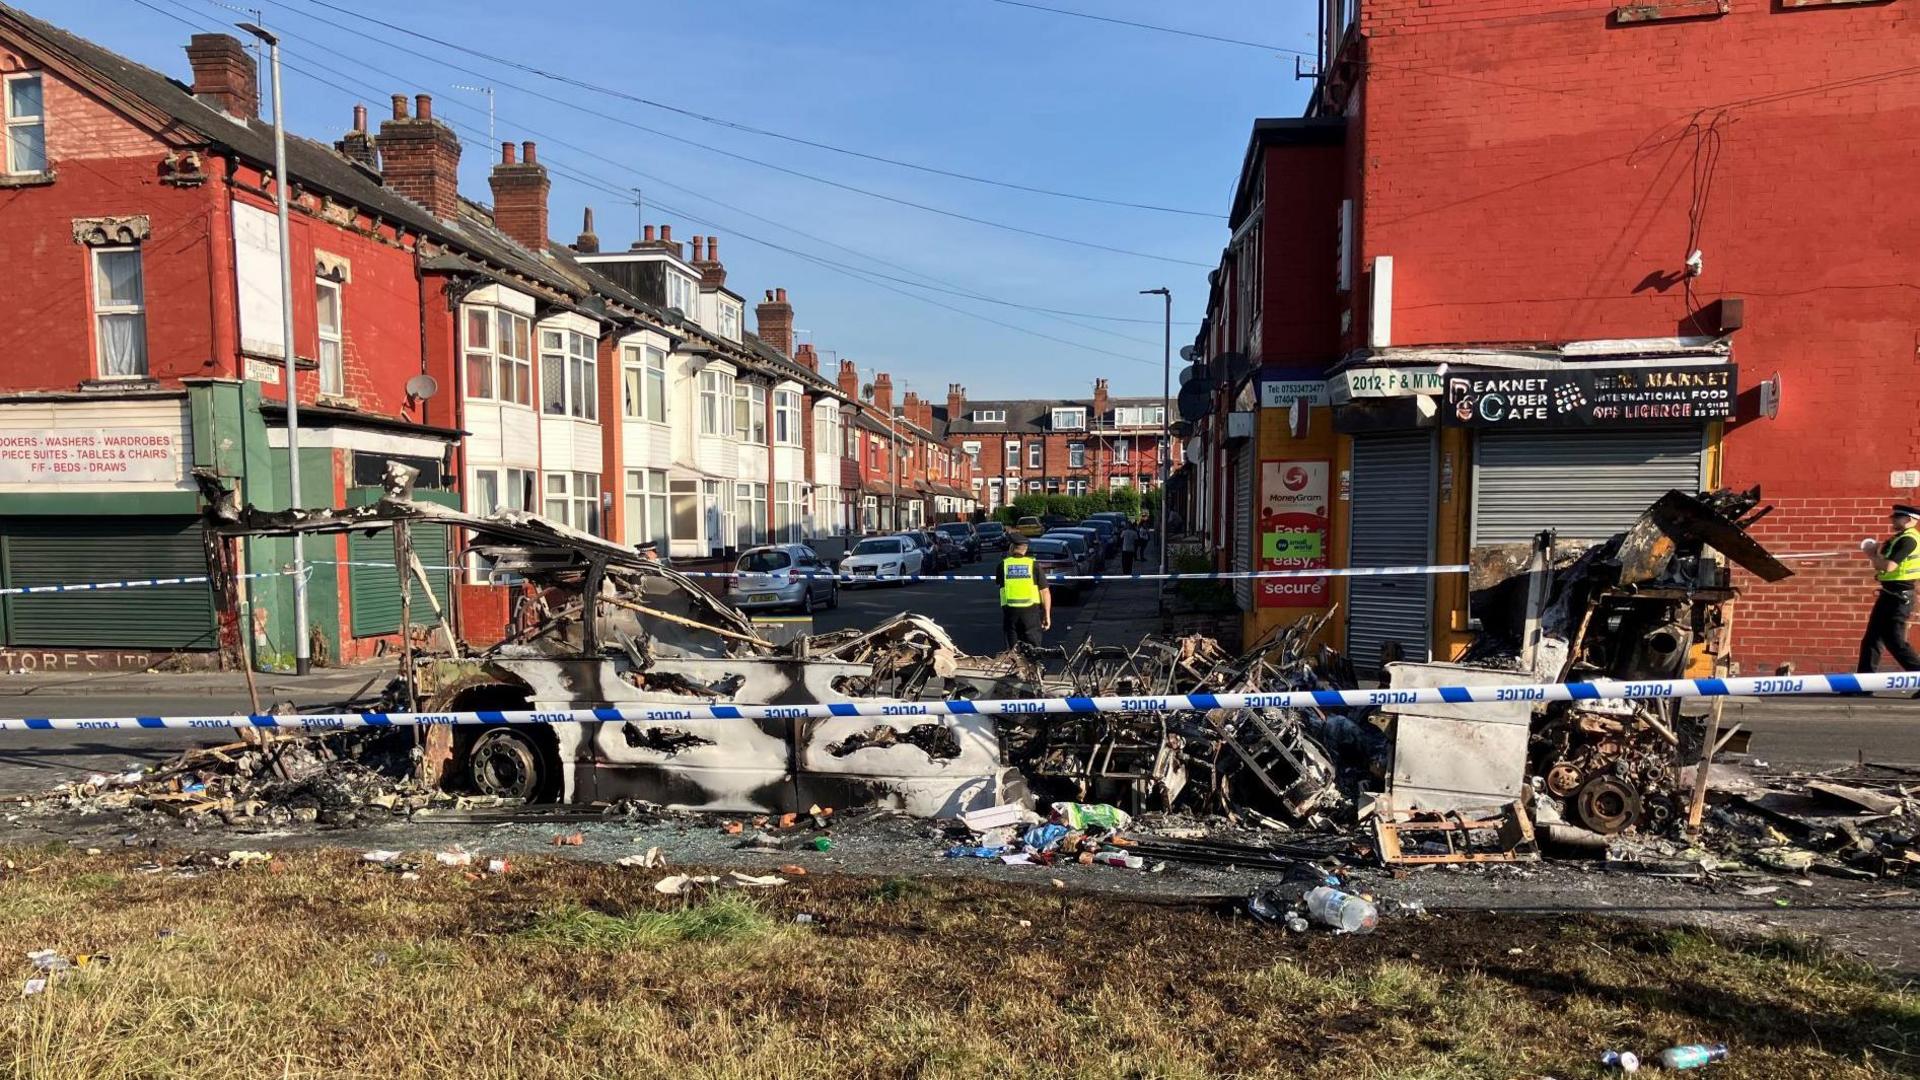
814, 404, 842, 457
1006, 442, 1020, 470
667, 271, 695, 315
1068, 441, 1086, 469
734, 480, 768, 547
621, 343, 667, 424
90, 245, 148, 379
1113, 439, 1131, 465
545, 470, 602, 534
699, 368, 735, 436
1028, 443, 1042, 469
735, 382, 767, 445
315, 277, 344, 398
718, 301, 740, 342
774, 388, 802, 447
4, 72, 46, 176
971, 409, 1005, 424
625, 468, 669, 548
1051, 407, 1086, 430
541, 328, 598, 420
464, 306, 532, 406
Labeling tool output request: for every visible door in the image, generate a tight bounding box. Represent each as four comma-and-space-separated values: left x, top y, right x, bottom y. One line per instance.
1471, 429, 1707, 544
0, 515, 217, 649
1347, 430, 1437, 673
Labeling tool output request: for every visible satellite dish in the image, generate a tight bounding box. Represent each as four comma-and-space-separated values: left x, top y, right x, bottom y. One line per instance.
405, 374, 439, 400
1178, 345, 1196, 362
1178, 364, 1196, 386
1177, 381, 1212, 422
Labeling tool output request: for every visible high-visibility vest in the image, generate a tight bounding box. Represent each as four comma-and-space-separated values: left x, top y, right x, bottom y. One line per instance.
1000, 556, 1041, 607
1879, 527, 1920, 582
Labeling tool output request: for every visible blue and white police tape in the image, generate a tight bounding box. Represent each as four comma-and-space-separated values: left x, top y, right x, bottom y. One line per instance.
312, 558, 1470, 585
0, 567, 303, 598
3, 670, 1911, 733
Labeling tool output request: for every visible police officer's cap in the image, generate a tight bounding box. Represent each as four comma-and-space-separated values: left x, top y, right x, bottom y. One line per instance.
1894, 504, 1920, 519
1009, 533, 1029, 549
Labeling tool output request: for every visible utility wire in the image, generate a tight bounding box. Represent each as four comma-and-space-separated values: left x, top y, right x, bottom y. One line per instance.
290, 0, 1218, 220
164, 0, 1181, 343
133, 0, 1161, 367
980, 0, 1314, 56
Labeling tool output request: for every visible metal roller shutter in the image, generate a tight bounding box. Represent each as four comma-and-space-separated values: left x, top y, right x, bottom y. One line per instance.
346, 488, 457, 638
1348, 431, 1436, 671
1232, 446, 1254, 610
1471, 429, 1705, 544
0, 516, 216, 649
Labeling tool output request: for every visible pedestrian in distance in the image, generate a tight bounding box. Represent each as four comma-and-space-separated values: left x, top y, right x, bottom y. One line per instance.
998, 533, 1051, 650
1857, 503, 1920, 676
1120, 522, 1139, 574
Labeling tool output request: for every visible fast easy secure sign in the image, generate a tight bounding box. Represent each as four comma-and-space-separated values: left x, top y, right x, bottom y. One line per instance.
1442, 365, 1737, 428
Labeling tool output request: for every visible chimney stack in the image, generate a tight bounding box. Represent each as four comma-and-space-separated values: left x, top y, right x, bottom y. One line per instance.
947, 383, 965, 423
489, 139, 551, 254
377, 92, 462, 218
837, 359, 859, 399
872, 373, 894, 417
186, 34, 258, 120
794, 342, 818, 372
691, 235, 726, 288
1093, 377, 1110, 425
755, 287, 794, 357
918, 398, 934, 430
573, 206, 600, 253
335, 103, 379, 171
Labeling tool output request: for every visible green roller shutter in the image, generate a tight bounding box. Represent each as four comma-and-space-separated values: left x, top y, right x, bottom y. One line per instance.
346, 488, 457, 638
0, 516, 217, 649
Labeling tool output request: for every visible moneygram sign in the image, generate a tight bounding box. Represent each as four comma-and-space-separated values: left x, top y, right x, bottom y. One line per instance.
0, 428, 183, 484
1258, 459, 1331, 608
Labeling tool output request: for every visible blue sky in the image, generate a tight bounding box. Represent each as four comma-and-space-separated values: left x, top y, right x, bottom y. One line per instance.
40, 0, 1315, 399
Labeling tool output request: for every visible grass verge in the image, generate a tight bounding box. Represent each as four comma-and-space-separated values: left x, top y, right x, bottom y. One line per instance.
0, 848, 1914, 1079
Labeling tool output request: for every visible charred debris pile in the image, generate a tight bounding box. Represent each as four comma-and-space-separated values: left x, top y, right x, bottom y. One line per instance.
21, 471, 1919, 882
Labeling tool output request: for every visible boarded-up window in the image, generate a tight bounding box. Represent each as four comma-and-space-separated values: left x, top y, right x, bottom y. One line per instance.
232, 202, 285, 358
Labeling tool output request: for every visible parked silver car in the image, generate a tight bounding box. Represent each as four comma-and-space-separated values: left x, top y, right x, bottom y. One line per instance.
729, 544, 839, 612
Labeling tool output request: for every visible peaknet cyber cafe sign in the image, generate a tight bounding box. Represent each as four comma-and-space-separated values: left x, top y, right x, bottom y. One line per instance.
0, 428, 183, 483
1442, 364, 1737, 429
1257, 459, 1331, 609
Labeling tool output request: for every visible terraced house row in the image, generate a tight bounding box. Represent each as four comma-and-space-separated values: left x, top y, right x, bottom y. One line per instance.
0, 5, 974, 672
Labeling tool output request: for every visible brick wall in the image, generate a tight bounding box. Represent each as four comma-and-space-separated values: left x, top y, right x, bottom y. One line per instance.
1353, 0, 1920, 670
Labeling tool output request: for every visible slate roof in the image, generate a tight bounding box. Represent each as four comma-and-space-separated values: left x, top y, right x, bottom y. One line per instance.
942, 396, 1168, 435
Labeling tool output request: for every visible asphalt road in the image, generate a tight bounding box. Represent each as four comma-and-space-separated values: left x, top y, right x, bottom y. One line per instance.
803, 553, 1097, 655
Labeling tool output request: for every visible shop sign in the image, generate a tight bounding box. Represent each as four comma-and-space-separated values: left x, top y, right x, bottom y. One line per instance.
1257, 459, 1331, 609
1258, 379, 1328, 408
1442, 364, 1737, 429
0, 427, 183, 484
1330, 365, 1444, 404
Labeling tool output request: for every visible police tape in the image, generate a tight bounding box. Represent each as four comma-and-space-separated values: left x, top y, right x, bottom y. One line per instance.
307, 558, 1467, 585
0, 568, 303, 598
3, 670, 1911, 733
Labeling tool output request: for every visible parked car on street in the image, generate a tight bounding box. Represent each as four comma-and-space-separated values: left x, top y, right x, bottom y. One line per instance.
1041, 530, 1100, 573
1077, 518, 1120, 557
839, 535, 924, 586
1015, 515, 1046, 537
1024, 537, 1083, 603
974, 521, 1011, 553
934, 521, 981, 561
1047, 527, 1107, 571
1086, 511, 1133, 528
730, 544, 839, 612
924, 531, 965, 571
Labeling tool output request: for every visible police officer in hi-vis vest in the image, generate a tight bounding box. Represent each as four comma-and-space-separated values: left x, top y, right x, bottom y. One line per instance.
1858, 503, 1920, 674
997, 533, 1052, 650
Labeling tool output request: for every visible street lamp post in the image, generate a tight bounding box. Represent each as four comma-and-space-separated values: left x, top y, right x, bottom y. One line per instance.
1141, 287, 1171, 577
238, 21, 310, 676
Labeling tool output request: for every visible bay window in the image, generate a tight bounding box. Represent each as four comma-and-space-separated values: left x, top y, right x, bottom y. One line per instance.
544, 471, 601, 534
625, 469, 670, 549
92, 247, 147, 378
734, 382, 767, 445
734, 481, 768, 547
774, 389, 802, 446
699, 368, 735, 436
622, 344, 668, 423
464, 308, 531, 405
541, 328, 597, 419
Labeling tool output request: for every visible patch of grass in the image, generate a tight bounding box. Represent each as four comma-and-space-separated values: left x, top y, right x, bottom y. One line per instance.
0, 847, 1913, 1079
62, 871, 120, 893
517, 895, 784, 949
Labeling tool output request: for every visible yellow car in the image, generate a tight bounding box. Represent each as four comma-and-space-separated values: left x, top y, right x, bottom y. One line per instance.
1015, 516, 1046, 537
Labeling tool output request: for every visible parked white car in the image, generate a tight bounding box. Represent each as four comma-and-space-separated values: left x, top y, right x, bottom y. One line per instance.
838, 535, 925, 586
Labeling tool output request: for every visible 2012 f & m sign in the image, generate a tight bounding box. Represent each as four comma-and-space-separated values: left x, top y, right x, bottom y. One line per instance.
1442, 365, 1737, 428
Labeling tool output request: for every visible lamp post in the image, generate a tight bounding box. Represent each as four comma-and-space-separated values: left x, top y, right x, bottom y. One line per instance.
238, 21, 309, 675
1141, 287, 1171, 576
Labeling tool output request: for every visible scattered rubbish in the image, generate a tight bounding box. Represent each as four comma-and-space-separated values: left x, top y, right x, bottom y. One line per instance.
550, 832, 585, 847
962, 803, 1035, 832
1304, 886, 1378, 934
811, 837, 833, 852
1051, 802, 1134, 831
222, 850, 271, 866
1657, 1043, 1729, 1070
1739, 885, 1780, 897
653, 874, 721, 895
362, 850, 402, 864
433, 848, 474, 868
778, 864, 807, 876
21, 978, 46, 997
1755, 847, 1815, 872
1022, 823, 1070, 853
794, 913, 817, 925
1094, 852, 1145, 870
722, 821, 745, 836
26, 950, 68, 972
615, 848, 666, 869
1601, 1049, 1641, 1073
727, 872, 787, 888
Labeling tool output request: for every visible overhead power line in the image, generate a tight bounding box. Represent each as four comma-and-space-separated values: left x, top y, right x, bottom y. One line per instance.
981, 0, 1314, 56
290, 0, 1218, 220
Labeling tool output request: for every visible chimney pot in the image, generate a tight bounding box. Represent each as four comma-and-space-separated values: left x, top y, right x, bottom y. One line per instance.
414, 94, 432, 121
776, 287, 787, 302
690, 235, 704, 259
707, 237, 718, 262
644, 224, 656, 244
521, 141, 536, 165
352, 104, 367, 132
500, 141, 515, 165
391, 93, 407, 120
574, 206, 600, 254
660, 224, 673, 242
765, 290, 774, 302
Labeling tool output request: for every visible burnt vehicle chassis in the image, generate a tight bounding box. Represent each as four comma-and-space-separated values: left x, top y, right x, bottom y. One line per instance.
201, 464, 1049, 817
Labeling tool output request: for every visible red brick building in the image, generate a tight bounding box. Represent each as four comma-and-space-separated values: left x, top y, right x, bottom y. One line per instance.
1178, 0, 1920, 672
940, 379, 1165, 513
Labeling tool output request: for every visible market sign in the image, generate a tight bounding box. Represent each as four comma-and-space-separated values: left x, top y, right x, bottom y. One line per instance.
0, 428, 183, 484
1441, 364, 1737, 429
1257, 459, 1331, 609
1330, 365, 1444, 404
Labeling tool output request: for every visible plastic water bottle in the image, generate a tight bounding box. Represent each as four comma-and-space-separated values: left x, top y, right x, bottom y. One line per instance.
1657, 1044, 1729, 1070
1600, 1049, 1640, 1073
1304, 886, 1378, 933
